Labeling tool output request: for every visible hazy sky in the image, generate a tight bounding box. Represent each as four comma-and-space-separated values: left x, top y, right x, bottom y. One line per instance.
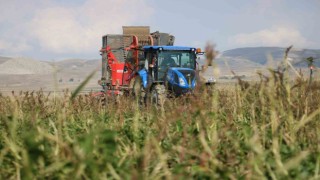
0, 0, 319, 60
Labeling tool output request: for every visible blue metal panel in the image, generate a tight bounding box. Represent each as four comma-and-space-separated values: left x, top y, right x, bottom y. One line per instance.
137, 69, 148, 88
166, 68, 196, 89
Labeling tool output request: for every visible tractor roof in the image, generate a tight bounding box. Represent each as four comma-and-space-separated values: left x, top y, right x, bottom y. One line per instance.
143, 46, 195, 51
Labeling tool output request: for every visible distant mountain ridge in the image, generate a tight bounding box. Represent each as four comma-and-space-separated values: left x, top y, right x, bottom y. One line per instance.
0, 57, 54, 75
0, 56, 12, 64
0, 47, 319, 76
221, 47, 320, 67
1, 47, 319, 90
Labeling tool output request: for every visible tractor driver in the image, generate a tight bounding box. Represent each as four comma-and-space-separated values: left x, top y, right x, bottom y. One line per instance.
160, 54, 177, 68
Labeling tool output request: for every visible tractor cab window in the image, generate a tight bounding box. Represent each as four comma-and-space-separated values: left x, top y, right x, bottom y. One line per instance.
145, 52, 152, 70
158, 50, 196, 69
156, 50, 195, 80
181, 53, 195, 69
158, 52, 179, 69
144, 51, 158, 78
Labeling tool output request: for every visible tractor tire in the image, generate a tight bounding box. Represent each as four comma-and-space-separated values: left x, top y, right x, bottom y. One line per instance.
150, 84, 166, 107
132, 76, 146, 105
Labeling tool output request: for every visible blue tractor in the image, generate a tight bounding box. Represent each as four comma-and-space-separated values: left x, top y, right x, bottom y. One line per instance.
132, 46, 201, 105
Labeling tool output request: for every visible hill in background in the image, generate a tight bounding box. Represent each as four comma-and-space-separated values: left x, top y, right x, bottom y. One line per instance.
196, 47, 320, 80
0, 56, 11, 64
0, 46, 320, 91
221, 47, 320, 67
0, 57, 54, 75
0, 57, 100, 92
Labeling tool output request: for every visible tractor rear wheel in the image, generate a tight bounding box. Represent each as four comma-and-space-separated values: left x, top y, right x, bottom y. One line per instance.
150, 84, 166, 107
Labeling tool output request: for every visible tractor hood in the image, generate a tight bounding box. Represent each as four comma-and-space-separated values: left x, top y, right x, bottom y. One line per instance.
167, 67, 196, 89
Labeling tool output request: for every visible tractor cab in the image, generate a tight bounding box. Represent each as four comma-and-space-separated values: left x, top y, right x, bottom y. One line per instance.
137, 46, 199, 96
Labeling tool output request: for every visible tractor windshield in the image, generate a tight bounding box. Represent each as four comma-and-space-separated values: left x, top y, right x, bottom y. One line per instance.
158, 50, 196, 69
157, 50, 196, 80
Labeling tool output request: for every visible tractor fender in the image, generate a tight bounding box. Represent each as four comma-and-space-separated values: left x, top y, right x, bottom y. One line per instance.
137, 69, 148, 88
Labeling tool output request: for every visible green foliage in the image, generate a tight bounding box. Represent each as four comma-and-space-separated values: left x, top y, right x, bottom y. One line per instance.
1, 74, 320, 179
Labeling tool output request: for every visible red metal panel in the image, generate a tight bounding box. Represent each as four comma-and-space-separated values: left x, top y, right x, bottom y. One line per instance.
110, 63, 129, 86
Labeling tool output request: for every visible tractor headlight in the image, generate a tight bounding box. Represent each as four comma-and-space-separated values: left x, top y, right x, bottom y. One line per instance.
179, 77, 186, 86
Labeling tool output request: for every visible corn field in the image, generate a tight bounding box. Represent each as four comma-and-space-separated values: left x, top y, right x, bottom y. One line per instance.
1, 71, 320, 179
